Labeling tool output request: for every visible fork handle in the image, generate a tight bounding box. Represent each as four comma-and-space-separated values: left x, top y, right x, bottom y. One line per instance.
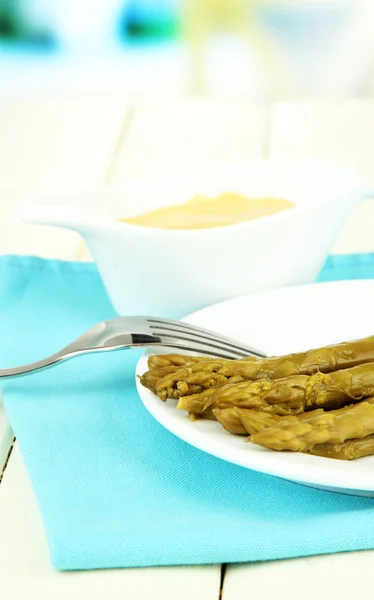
0, 350, 77, 379
0, 335, 138, 379
0, 338, 251, 379
0, 346, 124, 379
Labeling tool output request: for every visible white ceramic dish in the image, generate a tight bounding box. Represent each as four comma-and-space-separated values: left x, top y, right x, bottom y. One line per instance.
22, 160, 372, 318
136, 280, 374, 497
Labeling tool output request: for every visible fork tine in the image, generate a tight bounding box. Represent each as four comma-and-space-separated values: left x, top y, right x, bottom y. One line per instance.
147, 317, 257, 348
153, 327, 252, 357
147, 318, 265, 358
155, 336, 247, 359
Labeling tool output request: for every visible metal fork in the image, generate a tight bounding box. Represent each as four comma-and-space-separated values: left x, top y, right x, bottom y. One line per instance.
0, 316, 266, 379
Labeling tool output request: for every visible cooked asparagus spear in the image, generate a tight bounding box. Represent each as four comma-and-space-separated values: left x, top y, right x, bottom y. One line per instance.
212, 407, 247, 435
235, 409, 288, 435
216, 334, 374, 380
154, 335, 374, 398
177, 388, 218, 415
154, 368, 208, 401
188, 406, 216, 422
144, 356, 235, 398
147, 354, 218, 370
207, 379, 307, 415
250, 397, 374, 452
234, 407, 374, 459
210, 363, 374, 414
234, 408, 325, 435
305, 434, 374, 460
156, 367, 238, 401
139, 366, 179, 394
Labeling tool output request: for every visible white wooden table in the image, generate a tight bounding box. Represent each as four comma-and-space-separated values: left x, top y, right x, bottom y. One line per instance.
1, 98, 374, 599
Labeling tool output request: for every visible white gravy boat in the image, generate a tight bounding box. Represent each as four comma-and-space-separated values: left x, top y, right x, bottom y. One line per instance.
21, 160, 373, 318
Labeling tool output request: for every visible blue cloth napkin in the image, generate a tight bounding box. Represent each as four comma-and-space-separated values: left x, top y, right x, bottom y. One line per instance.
2, 253, 374, 571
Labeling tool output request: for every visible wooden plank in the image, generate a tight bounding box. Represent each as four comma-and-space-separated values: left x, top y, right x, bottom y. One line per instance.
0, 94, 129, 195
0, 94, 129, 258
0, 446, 221, 600
110, 100, 269, 181
223, 99, 374, 600
70, 99, 270, 589
269, 100, 374, 180
0, 98, 223, 599
0, 96, 128, 469
269, 99, 374, 254
0, 92, 128, 463
0, 396, 13, 479
223, 553, 374, 600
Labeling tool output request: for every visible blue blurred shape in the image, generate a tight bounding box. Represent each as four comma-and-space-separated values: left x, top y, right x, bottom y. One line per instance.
122, 0, 180, 40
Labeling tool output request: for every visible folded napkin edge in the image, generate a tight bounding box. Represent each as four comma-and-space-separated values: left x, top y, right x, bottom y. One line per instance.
0, 254, 97, 274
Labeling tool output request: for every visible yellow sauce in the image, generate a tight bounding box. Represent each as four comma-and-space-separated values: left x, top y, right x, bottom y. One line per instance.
121, 193, 294, 230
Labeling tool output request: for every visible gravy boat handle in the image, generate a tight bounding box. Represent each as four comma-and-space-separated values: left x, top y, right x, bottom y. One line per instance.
19, 203, 105, 234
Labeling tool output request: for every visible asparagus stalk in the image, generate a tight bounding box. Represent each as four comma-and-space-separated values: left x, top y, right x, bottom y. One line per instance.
139, 366, 179, 394
153, 335, 374, 399
250, 398, 374, 452
177, 388, 217, 415
234, 407, 326, 435
157, 368, 234, 401
210, 363, 374, 414
306, 434, 374, 460
208, 379, 307, 415
212, 407, 247, 435
147, 354, 216, 370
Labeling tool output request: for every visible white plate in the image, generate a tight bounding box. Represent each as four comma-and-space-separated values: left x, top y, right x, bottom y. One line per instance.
136, 280, 374, 497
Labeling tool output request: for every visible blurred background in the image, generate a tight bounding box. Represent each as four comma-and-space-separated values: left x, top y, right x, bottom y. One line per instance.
0, 0, 374, 100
